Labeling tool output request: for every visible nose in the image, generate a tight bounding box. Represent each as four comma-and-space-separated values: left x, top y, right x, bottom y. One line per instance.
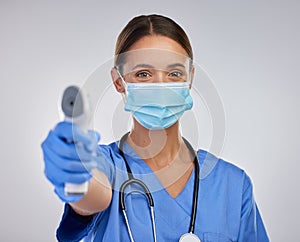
155, 71, 165, 83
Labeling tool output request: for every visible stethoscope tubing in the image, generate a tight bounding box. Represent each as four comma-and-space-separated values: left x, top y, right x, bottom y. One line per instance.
118, 132, 200, 241
119, 177, 154, 210
182, 137, 200, 234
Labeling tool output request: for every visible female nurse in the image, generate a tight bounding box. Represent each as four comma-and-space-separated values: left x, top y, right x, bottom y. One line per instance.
41, 14, 269, 242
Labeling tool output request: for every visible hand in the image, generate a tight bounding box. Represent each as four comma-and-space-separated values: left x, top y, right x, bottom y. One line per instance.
41, 122, 100, 203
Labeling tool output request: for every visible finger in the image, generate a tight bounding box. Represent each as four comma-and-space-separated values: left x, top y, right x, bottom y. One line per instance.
85, 130, 101, 152
43, 146, 97, 173
88, 130, 101, 142
52, 122, 100, 154
44, 159, 91, 186
42, 131, 97, 160
53, 121, 96, 145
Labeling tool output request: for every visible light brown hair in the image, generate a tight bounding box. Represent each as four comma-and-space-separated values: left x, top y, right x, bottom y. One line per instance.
114, 14, 193, 69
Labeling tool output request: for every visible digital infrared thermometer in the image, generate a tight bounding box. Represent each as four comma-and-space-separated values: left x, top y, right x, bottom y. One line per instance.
61, 85, 92, 196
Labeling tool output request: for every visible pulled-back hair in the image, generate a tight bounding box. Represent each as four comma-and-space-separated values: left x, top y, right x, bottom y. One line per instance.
114, 14, 193, 68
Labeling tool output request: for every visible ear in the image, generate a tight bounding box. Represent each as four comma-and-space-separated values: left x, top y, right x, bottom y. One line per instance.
111, 67, 125, 93
189, 65, 195, 89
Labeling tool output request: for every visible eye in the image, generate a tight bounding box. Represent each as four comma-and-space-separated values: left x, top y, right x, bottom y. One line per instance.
169, 71, 183, 77
136, 71, 151, 78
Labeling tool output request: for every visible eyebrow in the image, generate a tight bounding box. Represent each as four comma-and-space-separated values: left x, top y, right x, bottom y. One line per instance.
132, 63, 186, 70
132, 64, 154, 70
167, 63, 186, 69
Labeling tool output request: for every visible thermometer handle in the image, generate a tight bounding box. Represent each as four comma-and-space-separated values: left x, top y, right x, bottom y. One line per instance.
61, 86, 91, 196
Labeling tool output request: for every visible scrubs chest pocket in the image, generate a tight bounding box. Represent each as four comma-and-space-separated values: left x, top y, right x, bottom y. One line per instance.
203, 232, 234, 242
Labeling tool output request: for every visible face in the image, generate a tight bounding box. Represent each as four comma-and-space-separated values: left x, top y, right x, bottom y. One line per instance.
128, 34, 188, 56
112, 35, 194, 92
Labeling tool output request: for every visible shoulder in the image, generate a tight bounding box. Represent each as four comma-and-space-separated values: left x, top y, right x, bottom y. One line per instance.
98, 141, 127, 165
99, 141, 119, 155
197, 149, 251, 188
95, 141, 124, 182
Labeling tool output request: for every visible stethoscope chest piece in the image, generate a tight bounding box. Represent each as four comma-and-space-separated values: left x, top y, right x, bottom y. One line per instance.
179, 233, 201, 242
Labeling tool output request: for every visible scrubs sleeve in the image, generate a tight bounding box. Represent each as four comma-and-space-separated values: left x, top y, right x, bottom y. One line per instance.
97, 144, 117, 184
237, 174, 269, 242
56, 203, 96, 242
56, 144, 116, 241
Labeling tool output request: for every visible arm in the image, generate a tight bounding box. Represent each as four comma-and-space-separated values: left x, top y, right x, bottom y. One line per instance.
56, 203, 95, 242
237, 174, 269, 242
70, 168, 112, 215
41, 122, 113, 241
56, 170, 112, 242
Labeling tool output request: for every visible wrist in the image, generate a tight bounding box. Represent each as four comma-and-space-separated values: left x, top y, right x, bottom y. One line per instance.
69, 203, 95, 216
67, 203, 94, 223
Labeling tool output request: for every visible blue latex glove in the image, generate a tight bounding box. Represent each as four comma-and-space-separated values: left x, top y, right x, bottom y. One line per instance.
41, 121, 100, 203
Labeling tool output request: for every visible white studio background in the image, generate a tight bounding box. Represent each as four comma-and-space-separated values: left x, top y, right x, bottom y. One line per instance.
0, 0, 299, 241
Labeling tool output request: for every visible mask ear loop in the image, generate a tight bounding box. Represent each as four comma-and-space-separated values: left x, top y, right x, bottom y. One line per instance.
115, 67, 128, 103
188, 59, 194, 90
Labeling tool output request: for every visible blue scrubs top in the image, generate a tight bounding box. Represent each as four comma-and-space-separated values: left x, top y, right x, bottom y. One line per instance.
56, 141, 269, 242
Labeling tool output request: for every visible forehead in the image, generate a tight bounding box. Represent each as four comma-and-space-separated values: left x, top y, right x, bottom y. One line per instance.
117, 36, 191, 74
121, 48, 191, 73
129, 35, 188, 56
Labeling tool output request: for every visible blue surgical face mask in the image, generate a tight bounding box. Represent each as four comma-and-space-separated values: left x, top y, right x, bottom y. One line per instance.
120, 79, 193, 130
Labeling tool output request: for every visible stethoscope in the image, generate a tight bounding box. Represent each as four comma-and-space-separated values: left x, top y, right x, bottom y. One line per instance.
118, 132, 201, 242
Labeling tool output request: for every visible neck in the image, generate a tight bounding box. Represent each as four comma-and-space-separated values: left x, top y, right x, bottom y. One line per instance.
127, 119, 185, 169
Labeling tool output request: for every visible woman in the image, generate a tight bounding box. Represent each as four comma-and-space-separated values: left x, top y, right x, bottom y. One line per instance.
41, 14, 269, 242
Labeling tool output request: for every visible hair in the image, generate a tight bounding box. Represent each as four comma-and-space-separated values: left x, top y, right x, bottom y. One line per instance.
114, 14, 193, 69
